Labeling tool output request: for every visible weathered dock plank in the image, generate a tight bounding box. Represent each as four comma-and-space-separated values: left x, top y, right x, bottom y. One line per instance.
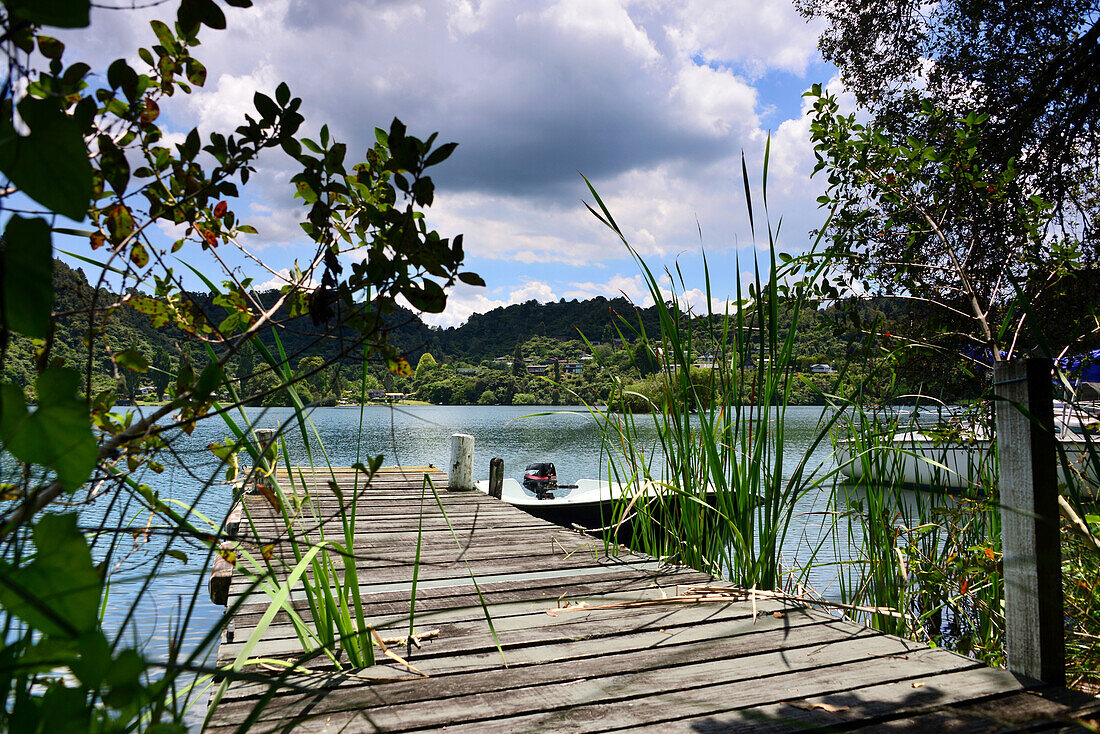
208, 467, 1098, 732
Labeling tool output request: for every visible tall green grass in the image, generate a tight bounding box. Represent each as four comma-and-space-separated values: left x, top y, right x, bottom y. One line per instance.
829, 404, 1005, 662
578, 154, 842, 590
577, 154, 1100, 682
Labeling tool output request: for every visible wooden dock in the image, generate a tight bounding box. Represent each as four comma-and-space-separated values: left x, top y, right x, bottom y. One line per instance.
208, 467, 1099, 732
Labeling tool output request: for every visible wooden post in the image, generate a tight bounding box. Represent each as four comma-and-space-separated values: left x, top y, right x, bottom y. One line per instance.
208, 541, 237, 606
994, 358, 1064, 685
250, 428, 277, 495
488, 457, 504, 499
449, 433, 475, 491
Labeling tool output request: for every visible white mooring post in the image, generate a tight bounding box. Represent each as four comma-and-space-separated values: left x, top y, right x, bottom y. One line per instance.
449, 433, 475, 491
993, 358, 1064, 685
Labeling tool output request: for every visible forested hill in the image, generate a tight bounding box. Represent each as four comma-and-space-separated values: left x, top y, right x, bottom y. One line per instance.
432, 297, 662, 360
18, 260, 851, 377
13, 261, 984, 402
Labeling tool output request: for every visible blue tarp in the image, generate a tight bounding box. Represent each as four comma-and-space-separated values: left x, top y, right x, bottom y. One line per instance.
1057, 349, 1100, 383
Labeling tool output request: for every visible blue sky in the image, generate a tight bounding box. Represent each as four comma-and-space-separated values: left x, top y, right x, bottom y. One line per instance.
60, 0, 846, 328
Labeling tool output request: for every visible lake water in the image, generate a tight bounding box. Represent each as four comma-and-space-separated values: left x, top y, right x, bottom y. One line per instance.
97, 403, 855, 724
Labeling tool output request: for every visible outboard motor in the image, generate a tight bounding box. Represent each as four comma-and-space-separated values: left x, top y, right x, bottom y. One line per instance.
523, 462, 557, 498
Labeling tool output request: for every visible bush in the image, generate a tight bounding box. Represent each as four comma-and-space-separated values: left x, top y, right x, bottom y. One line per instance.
512, 392, 539, 405
477, 389, 497, 405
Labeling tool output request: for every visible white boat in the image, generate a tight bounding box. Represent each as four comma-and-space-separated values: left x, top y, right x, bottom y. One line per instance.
835, 417, 1099, 490
474, 476, 651, 531
475, 462, 725, 532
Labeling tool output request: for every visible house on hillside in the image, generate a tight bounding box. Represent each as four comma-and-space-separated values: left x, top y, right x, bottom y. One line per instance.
561, 363, 583, 374
526, 365, 549, 376
810, 363, 834, 374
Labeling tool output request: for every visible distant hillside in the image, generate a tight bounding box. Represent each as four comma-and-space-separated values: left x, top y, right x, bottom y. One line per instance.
433, 297, 662, 360
7, 261, 989, 404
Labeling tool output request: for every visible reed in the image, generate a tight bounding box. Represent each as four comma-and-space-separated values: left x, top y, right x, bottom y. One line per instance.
578, 150, 842, 590
575, 152, 1100, 681
828, 403, 1005, 662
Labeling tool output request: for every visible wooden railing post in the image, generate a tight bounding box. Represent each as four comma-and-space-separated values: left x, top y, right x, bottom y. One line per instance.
994, 358, 1064, 685
488, 457, 504, 499
449, 433, 475, 491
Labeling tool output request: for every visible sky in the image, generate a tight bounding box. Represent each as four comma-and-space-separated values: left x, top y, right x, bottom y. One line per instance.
61, 0, 846, 328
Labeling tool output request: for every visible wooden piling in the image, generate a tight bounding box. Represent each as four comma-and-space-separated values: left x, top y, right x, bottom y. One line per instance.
208, 541, 237, 606
488, 457, 504, 499
449, 433, 475, 490
250, 428, 277, 495
994, 358, 1064, 685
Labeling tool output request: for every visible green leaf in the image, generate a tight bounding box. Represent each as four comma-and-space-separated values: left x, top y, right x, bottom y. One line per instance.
457, 271, 485, 287
402, 280, 447, 313
70, 630, 110, 689
106, 204, 135, 244
36, 36, 65, 59
150, 19, 176, 50
18, 636, 79, 674
114, 348, 149, 372
253, 92, 278, 120
193, 361, 224, 400
185, 58, 207, 87
178, 0, 226, 32
1, 216, 54, 338
179, 128, 200, 160
0, 371, 97, 490
424, 141, 457, 168
0, 97, 93, 220
275, 81, 290, 106
7, 0, 90, 28
97, 134, 130, 195
103, 648, 146, 707
0, 513, 103, 638
41, 684, 91, 732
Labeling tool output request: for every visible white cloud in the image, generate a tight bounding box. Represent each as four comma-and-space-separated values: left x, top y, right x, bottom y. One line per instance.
187, 65, 281, 133
664, 0, 823, 78
62, 0, 834, 325
421, 280, 560, 327
253, 267, 317, 292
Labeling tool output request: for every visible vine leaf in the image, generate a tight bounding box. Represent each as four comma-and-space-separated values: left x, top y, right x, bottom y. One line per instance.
0, 513, 102, 638
0, 98, 93, 220
6, 0, 91, 28
1, 216, 54, 338
0, 370, 97, 490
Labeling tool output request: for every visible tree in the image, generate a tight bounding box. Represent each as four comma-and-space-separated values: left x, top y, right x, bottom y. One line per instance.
796, 0, 1100, 248
634, 339, 657, 377
296, 355, 326, 396
0, 2, 478, 730
151, 346, 171, 398
235, 340, 255, 391
415, 351, 437, 379
806, 86, 1075, 364
512, 342, 525, 376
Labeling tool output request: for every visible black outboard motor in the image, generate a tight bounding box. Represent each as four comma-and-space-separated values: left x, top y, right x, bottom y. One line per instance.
523, 462, 557, 498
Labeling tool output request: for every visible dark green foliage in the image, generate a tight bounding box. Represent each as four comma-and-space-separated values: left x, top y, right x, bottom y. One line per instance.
797, 0, 1100, 247
511, 342, 524, 376
1, 216, 53, 338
